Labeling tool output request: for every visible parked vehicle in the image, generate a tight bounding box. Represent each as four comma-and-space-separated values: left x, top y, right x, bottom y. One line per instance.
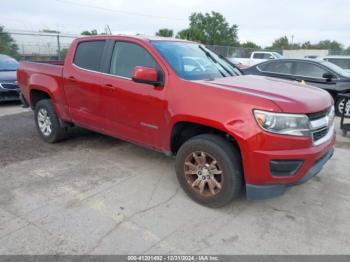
227, 57, 248, 69
235, 51, 283, 67
0, 54, 20, 102
318, 56, 350, 73
242, 58, 350, 116
17, 36, 335, 207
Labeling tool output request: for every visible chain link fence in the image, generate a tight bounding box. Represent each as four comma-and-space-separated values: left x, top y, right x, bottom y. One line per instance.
3, 30, 79, 61
2, 30, 350, 62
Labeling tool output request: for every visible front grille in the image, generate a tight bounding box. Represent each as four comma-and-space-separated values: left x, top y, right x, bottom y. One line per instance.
0, 90, 19, 99
1, 83, 19, 90
307, 109, 329, 121
312, 127, 328, 142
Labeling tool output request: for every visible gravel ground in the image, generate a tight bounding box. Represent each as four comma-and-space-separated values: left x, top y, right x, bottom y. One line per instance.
0, 103, 350, 255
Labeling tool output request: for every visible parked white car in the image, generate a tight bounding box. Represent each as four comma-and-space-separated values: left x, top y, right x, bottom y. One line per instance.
317, 56, 350, 73
235, 51, 283, 67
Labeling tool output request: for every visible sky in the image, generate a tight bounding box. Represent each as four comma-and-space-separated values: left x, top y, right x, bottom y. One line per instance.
2, 0, 350, 47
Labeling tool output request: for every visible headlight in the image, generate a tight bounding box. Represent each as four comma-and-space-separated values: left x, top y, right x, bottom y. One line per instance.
254, 110, 310, 136
328, 106, 335, 126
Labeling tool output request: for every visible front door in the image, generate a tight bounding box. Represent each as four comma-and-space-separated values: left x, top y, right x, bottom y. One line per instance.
293, 61, 337, 91
100, 41, 167, 149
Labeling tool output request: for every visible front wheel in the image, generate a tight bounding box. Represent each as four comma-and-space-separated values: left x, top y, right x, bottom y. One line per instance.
34, 99, 66, 143
335, 97, 350, 116
175, 134, 243, 208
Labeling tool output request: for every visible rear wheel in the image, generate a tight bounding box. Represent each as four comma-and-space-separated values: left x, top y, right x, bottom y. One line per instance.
336, 97, 350, 116
34, 99, 66, 143
175, 134, 243, 208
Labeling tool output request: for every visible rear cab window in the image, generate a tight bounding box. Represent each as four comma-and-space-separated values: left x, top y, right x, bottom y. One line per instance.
253, 53, 265, 59
73, 40, 106, 72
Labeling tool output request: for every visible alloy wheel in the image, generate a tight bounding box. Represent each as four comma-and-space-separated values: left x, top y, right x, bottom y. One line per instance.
37, 108, 52, 136
338, 98, 350, 116
184, 151, 223, 197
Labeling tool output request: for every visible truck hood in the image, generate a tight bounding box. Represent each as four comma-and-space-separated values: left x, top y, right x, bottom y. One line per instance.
199, 75, 332, 113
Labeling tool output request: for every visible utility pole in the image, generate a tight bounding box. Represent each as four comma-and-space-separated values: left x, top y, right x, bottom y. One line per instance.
57, 33, 61, 60
105, 25, 112, 35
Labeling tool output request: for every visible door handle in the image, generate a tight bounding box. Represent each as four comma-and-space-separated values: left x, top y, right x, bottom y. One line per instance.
68, 76, 77, 82
104, 84, 116, 90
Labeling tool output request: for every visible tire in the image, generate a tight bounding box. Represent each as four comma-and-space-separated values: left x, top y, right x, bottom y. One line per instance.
34, 99, 66, 143
335, 97, 350, 116
175, 134, 243, 208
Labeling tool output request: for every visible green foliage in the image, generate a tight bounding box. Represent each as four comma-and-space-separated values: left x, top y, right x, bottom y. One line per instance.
266, 36, 345, 51
59, 48, 68, 60
81, 29, 98, 35
268, 36, 290, 50
240, 41, 261, 49
317, 40, 343, 51
156, 28, 173, 37
177, 11, 239, 46
0, 26, 20, 59
300, 40, 343, 50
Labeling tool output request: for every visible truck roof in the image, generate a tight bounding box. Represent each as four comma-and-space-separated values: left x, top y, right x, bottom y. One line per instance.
76, 34, 195, 43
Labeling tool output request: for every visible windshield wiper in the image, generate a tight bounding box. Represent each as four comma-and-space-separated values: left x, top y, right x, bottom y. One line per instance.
217, 53, 242, 74
198, 45, 234, 77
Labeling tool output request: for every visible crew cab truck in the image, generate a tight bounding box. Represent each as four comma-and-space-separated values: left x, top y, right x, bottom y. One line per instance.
17, 35, 335, 207
234, 51, 283, 67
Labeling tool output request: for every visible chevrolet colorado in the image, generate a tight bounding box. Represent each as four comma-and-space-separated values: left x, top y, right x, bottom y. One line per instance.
17, 35, 336, 207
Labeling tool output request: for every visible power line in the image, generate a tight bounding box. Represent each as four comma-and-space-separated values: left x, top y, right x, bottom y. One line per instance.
55, 0, 185, 21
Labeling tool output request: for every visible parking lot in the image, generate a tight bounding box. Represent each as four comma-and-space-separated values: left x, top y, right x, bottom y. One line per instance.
0, 102, 350, 255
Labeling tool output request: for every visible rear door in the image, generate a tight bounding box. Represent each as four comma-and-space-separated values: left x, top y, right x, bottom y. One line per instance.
99, 41, 167, 149
63, 40, 106, 130
256, 60, 295, 80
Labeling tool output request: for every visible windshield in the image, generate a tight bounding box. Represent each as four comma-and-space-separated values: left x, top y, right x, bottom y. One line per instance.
151, 41, 241, 80
0, 56, 19, 71
273, 52, 283, 58
321, 60, 350, 78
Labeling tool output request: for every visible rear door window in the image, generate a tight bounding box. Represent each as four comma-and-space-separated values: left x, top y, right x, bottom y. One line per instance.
258, 61, 293, 75
73, 41, 106, 71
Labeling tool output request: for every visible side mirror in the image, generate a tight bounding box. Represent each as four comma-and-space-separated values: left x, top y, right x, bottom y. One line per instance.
132, 66, 161, 86
322, 72, 335, 80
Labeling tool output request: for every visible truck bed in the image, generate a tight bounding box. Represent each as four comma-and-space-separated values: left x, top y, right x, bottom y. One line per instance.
17, 61, 65, 110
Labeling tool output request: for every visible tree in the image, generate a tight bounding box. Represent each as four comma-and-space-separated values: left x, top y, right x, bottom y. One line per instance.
316, 40, 343, 51
301, 41, 312, 49
177, 11, 239, 46
81, 29, 98, 35
156, 28, 173, 37
0, 26, 20, 59
268, 36, 290, 50
240, 41, 261, 49
59, 48, 68, 60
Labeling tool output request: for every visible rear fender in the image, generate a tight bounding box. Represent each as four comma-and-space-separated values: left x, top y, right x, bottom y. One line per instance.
28, 74, 68, 119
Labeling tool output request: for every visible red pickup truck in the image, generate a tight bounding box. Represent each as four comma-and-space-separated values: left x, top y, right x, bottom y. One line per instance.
17, 35, 336, 207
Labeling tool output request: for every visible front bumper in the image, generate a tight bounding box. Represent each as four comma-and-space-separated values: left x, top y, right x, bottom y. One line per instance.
246, 147, 334, 200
